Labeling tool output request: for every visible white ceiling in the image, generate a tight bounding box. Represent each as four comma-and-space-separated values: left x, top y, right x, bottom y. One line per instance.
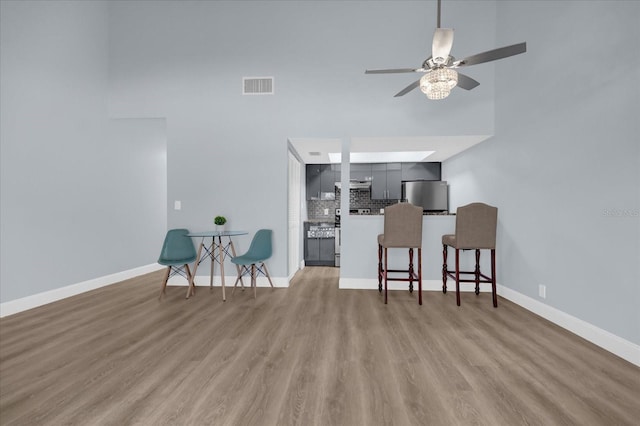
289, 135, 492, 164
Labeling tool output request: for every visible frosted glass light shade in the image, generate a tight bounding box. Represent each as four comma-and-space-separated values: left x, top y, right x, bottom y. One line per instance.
420, 68, 458, 100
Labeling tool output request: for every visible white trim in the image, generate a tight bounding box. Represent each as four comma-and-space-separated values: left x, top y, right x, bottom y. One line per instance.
0, 263, 165, 318
497, 284, 640, 367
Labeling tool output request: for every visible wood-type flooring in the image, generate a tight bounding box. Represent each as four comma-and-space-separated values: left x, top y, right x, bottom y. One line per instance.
1, 267, 638, 425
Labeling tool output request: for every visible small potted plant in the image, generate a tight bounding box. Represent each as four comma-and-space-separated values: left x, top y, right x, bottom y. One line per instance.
214, 215, 227, 232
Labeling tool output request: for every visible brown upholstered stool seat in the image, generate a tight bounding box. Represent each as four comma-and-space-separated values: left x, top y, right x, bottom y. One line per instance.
378, 203, 423, 305
442, 234, 455, 246
442, 202, 498, 307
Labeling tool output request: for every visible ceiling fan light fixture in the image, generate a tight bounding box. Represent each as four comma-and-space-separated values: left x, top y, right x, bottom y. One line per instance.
420, 68, 458, 100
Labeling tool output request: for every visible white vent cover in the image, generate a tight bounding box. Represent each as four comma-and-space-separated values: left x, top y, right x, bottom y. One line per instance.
243, 77, 274, 95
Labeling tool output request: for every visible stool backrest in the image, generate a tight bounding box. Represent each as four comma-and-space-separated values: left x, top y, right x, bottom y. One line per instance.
383, 203, 423, 248
455, 203, 498, 249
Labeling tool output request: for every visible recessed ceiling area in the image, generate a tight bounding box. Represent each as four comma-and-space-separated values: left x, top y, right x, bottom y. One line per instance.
289, 136, 492, 164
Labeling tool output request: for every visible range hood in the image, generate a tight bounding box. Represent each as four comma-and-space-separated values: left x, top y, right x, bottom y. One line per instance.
335, 180, 371, 190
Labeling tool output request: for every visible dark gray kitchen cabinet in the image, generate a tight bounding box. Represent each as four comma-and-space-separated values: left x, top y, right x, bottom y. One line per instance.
306, 164, 337, 200
401, 162, 441, 181
371, 163, 402, 200
331, 164, 341, 186
305, 237, 335, 266
304, 223, 335, 266
350, 163, 372, 181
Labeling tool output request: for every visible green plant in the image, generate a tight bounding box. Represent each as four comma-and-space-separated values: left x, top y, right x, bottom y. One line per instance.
214, 216, 227, 226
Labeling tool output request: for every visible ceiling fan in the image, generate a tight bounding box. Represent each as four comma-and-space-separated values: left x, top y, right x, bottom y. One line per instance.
365, 0, 527, 100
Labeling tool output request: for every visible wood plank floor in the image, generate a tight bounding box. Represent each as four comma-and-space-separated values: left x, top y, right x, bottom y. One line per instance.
1, 267, 639, 425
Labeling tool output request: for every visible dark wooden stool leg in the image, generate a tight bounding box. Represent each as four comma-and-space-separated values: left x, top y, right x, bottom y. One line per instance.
408, 248, 414, 293
455, 248, 461, 306
475, 249, 481, 295
442, 244, 448, 294
491, 249, 497, 308
384, 247, 388, 304
378, 243, 383, 293
418, 248, 422, 305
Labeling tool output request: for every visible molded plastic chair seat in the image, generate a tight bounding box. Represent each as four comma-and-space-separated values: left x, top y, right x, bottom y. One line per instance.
158, 229, 197, 299
231, 229, 274, 298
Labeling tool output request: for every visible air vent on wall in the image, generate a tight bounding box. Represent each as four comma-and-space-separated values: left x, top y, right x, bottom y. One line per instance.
243, 77, 274, 95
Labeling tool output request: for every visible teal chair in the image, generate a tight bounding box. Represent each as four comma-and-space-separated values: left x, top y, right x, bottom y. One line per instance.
158, 229, 197, 299
231, 229, 274, 298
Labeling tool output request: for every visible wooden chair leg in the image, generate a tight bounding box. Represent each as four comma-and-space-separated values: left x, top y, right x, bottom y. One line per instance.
442, 244, 448, 293
455, 248, 461, 306
232, 270, 243, 295
185, 264, 195, 298
252, 264, 257, 299
159, 266, 171, 299
262, 263, 275, 288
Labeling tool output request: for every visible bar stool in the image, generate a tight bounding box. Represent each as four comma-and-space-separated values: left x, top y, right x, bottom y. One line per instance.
442, 202, 498, 307
377, 202, 423, 305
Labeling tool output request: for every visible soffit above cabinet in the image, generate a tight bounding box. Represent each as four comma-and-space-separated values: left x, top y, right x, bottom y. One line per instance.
289, 135, 491, 164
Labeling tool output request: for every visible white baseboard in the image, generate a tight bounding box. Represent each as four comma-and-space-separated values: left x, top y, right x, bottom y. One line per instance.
497, 285, 640, 367
0, 263, 165, 318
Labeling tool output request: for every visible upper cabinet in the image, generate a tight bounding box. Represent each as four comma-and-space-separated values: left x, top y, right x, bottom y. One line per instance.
350, 163, 372, 181
401, 162, 441, 181
306, 162, 440, 201
371, 163, 402, 200
306, 164, 340, 200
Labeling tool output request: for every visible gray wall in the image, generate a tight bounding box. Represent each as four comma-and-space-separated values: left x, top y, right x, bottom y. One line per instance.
107, 0, 497, 276
443, 1, 640, 344
0, 1, 167, 303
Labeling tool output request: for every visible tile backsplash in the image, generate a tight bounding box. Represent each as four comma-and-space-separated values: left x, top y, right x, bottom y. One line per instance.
307, 188, 399, 220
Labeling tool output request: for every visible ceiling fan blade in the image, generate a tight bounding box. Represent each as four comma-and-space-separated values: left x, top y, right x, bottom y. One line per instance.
456, 42, 527, 67
365, 68, 418, 74
394, 80, 421, 97
432, 28, 454, 64
456, 73, 480, 90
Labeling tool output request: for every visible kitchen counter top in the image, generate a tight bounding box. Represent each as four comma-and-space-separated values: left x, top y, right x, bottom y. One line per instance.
305, 219, 335, 224
348, 212, 455, 217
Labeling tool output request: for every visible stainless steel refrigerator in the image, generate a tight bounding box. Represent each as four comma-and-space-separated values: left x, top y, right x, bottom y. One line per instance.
402, 181, 449, 212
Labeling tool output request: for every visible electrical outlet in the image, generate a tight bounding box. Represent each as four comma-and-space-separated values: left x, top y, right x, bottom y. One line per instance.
174, 200, 181, 210
539, 284, 546, 299
324, 208, 329, 215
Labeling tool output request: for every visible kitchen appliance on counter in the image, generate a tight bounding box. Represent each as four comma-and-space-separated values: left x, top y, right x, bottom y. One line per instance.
402, 181, 449, 213
349, 208, 371, 215
334, 180, 371, 190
